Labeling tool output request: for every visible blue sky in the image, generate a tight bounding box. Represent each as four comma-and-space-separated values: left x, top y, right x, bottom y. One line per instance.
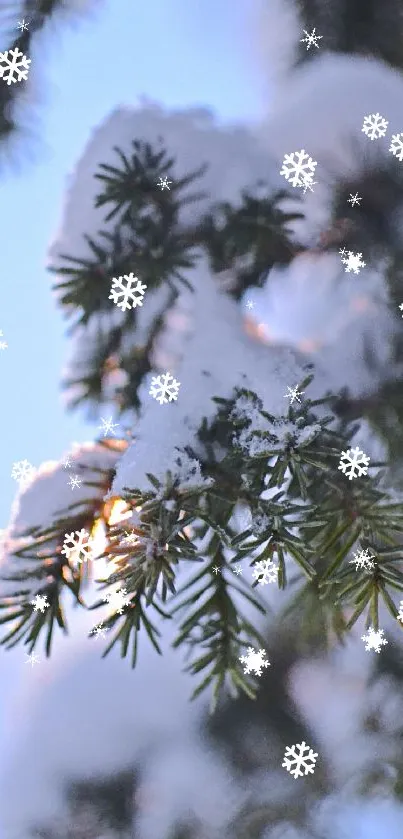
0, 0, 263, 528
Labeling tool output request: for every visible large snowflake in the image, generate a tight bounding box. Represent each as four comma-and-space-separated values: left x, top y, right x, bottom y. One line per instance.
280, 149, 317, 188
11, 459, 36, 486
104, 587, 130, 614
361, 627, 388, 653
389, 133, 403, 161
0, 48, 31, 85
252, 559, 279, 586
361, 112, 388, 140
339, 249, 366, 274
109, 273, 147, 311
349, 548, 375, 571
30, 594, 49, 614
149, 371, 180, 404
338, 446, 370, 480
239, 647, 270, 676
61, 529, 94, 564
282, 742, 318, 779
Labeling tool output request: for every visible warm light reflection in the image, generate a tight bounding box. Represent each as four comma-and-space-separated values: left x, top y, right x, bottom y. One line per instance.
90, 497, 133, 580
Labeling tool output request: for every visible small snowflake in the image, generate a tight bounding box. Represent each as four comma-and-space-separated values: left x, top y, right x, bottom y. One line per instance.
0, 48, 31, 85
104, 587, 130, 614
302, 177, 317, 194
90, 622, 108, 640
300, 28, 323, 50
61, 529, 94, 564
361, 626, 388, 653
109, 273, 147, 311
399, 303, 403, 316
17, 19, 30, 32
11, 459, 36, 486
339, 249, 366, 274
349, 548, 375, 571
362, 113, 389, 141
149, 371, 180, 405
99, 417, 119, 437
348, 193, 362, 207
233, 564, 243, 576
246, 300, 255, 310
252, 559, 279, 586
338, 446, 370, 480
30, 594, 49, 614
68, 474, 82, 490
157, 176, 172, 190
280, 149, 317, 189
239, 647, 270, 677
282, 742, 318, 779
63, 457, 72, 469
212, 566, 221, 574
0, 329, 7, 350
25, 652, 40, 667
284, 385, 305, 405
397, 600, 403, 622
389, 133, 403, 161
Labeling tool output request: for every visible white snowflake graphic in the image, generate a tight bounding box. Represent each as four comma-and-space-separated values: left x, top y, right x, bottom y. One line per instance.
349, 548, 375, 571
68, 474, 82, 490
149, 371, 180, 405
300, 28, 323, 50
61, 529, 94, 564
348, 193, 362, 207
282, 742, 318, 779
361, 627, 388, 653
338, 446, 370, 480
99, 417, 119, 437
339, 249, 366, 274
252, 559, 279, 586
389, 133, 403, 161
11, 459, 36, 486
25, 652, 40, 667
397, 600, 403, 621
239, 647, 270, 677
63, 457, 72, 469
0, 329, 7, 350
233, 564, 243, 576
280, 149, 317, 189
17, 19, 30, 32
30, 594, 49, 614
302, 177, 317, 194
109, 273, 147, 311
90, 622, 108, 640
284, 385, 305, 405
104, 587, 130, 614
0, 48, 31, 85
399, 303, 403, 316
246, 300, 255, 309
157, 176, 172, 190
362, 113, 389, 141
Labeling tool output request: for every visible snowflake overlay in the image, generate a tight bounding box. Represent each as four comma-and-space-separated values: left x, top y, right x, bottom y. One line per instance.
157, 176, 172, 190
109, 273, 147, 311
361, 627, 388, 653
338, 446, 370, 480
68, 474, 82, 490
31, 594, 49, 613
239, 647, 270, 677
348, 193, 362, 207
282, 742, 318, 779
339, 249, 366, 274
11, 459, 36, 486
0, 329, 7, 350
25, 652, 40, 667
90, 622, 108, 640
397, 600, 403, 622
399, 303, 403, 317
104, 587, 130, 614
252, 559, 279, 586
280, 149, 317, 189
300, 28, 323, 50
361, 113, 389, 141
284, 385, 305, 405
149, 371, 180, 404
0, 48, 31, 85
349, 548, 375, 571
389, 133, 403, 161
99, 417, 119, 437
61, 529, 94, 563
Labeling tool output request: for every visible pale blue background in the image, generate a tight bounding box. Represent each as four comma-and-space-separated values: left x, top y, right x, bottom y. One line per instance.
0, 0, 263, 528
